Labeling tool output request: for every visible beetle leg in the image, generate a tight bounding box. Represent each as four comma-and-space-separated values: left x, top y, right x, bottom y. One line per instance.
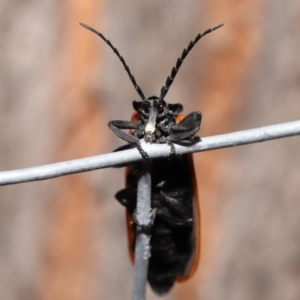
160, 192, 192, 220
150, 207, 158, 223
115, 188, 136, 209
157, 207, 192, 226
108, 120, 140, 142
167, 140, 176, 157
175, 135, 201, 146
168, 111, 201, 142
108, 120, 149, 158
136, 142, 149, 159
169, 127, 199, 142
156, 135, 176, 157
162, 112, 201, 156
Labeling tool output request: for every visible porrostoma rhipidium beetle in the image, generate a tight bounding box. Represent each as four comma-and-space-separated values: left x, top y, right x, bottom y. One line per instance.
80, 22, 223, 295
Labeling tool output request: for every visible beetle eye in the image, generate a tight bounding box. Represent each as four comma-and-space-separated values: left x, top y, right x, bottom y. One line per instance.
142, 102, 150, 113
155, 101, 165, 113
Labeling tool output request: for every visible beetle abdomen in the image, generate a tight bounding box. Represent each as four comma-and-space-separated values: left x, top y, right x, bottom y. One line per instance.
120, 155, 199, 295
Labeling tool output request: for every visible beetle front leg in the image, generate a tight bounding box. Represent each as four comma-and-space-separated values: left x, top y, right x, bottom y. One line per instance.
108, 120, 139, 142
169, 111, 201, 141
164, 112, 201, 156
108, 120, 149, 158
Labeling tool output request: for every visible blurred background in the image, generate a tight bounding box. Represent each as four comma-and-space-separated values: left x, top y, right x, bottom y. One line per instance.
0, 1, 300, 299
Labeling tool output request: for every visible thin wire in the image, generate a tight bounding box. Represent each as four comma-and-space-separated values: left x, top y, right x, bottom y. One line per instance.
0, 119, 300, 186
132, 161, 151, 300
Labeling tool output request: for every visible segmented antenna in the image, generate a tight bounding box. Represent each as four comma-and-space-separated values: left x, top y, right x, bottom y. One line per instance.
160, 23, 224, 100
80, 23, 145, 100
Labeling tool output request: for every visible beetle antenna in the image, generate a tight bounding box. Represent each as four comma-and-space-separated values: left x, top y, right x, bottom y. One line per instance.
80, 23, 145, 100
160, 23, 224, 100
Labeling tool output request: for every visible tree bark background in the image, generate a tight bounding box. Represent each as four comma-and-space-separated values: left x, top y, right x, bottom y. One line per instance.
0, 1, 299, 300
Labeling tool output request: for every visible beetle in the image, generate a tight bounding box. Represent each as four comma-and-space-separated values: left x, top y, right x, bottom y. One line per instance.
80, 22, 223, 295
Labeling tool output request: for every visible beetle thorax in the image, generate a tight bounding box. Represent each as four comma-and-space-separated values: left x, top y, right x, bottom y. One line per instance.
142, 97, 167, 143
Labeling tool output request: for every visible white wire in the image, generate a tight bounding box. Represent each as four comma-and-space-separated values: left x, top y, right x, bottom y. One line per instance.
0, 119, 300, 186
